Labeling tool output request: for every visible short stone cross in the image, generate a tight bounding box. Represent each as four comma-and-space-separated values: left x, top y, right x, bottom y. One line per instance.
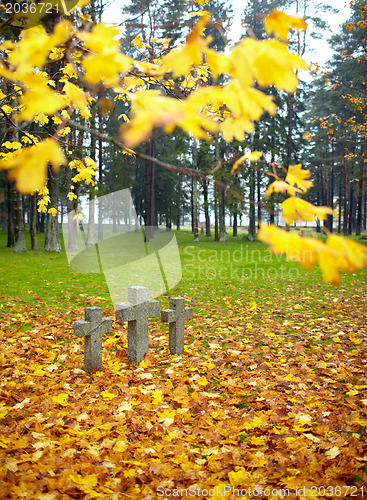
74, 307, 113, 372
161, 297, 193, 355
115, 286, 160, 364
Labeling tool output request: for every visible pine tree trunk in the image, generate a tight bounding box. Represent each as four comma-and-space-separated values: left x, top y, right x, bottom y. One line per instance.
356, 152, 364, 236
219, 186, 227, 242
203, 179, 211, 236
343, 163, 348, 235
30, 194, 39, 250
65, 163, 77, 251
176, 177, 181, 230
145, 141, 151, 241
233, 210, 237, 237
232, 174, 238, 237
14, 191, 26, 253
286, 94, 294, 168
214, 188, 219, 241
150, 132, 156, 233
86, 193, 95, 246
45, 169, 61, 252
348, 175, 354, 236
248, 165, 256, 241
7, 180, 15, 248
192, 139, 199, 242
257, 169, 261, 229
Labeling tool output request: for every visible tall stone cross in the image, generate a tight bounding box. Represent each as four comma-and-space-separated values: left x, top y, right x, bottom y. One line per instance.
115, 286, 160, 364
74, 307, 113, 372
161, 297, 193, 355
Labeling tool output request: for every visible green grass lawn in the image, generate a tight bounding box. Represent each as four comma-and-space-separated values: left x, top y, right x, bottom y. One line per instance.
0, 227, 365, 316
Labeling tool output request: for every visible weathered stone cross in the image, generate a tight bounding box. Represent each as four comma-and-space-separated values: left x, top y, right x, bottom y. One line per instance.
161, 297, 193, 355
74, 307, 113, 372
115, 286, 160, 364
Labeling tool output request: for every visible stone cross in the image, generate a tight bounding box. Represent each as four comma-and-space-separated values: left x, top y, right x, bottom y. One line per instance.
74, 307, 113, 372
115, 286, 160, 364
161, 297, 193, 355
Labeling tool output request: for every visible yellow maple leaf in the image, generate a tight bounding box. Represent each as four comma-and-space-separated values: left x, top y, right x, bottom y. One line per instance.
152, 389, 164, 403
253, 39, 308, 93
161, 14, 210, 77
280, 197, 333, 225
52, 393, 69, 406
265, 180, 301, 197
18, 73, 66, 121
228, 468, 251, 486
69, 473, 98, 487
197, 377, 209, 386
326, 234, 367, 272
285, 163, 314, 192
63, 81, 91, 119
257, 224, 319, 269
100, 390, 117, 400
82, 52, 132, 86
264, 10, 307, 40
4, 138, 66, 194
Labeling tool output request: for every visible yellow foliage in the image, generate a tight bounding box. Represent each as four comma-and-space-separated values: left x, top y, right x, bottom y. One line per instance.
1, 139, 66, 194
18, 73, 66, 121
285, 163, 314, 192
265, 181, 302, 197
264, 10, 307, 40
280, 197, 333, 225
257, 223, 367, 285
63, 81, 91, 119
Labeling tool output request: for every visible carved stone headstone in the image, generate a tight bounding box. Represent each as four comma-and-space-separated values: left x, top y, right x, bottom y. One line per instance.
161, 297, 192, 355
115, 286, 160, 364
74, 307, 113, 372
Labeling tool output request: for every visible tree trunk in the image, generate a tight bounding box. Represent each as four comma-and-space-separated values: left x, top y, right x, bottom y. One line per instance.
343, 162, 348, 235
257, 168, 261, 230
248, 165, 256, 241
145, 141, 151, 241
30, 194, 39, 250
14, 191, 26, 253
86, 193, 95, 246
356, 151, 364, 236
348, 176, 354, 235
150, 134, 156, 230
233, 210, 237, 237
286, 93, 294, 168
7, 180, 15, 248
192, 139, 199, 242
219, 186, 227, 242
214, 187, 219, 241
45, 169, 61, 252
202, 179, 211, 236
65, 162, 77, 251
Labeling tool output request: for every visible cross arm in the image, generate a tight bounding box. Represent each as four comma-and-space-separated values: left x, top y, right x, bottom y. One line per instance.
184, 307, 193, 321
115, 302, 135, 322
74, 320, 90, 338
161, 308, 175, 323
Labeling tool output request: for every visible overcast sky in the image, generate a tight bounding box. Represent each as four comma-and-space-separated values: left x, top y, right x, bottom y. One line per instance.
102, 0, 352, 67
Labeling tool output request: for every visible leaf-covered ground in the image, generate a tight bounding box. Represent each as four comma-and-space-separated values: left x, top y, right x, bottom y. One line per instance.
1, 232, 367, 499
